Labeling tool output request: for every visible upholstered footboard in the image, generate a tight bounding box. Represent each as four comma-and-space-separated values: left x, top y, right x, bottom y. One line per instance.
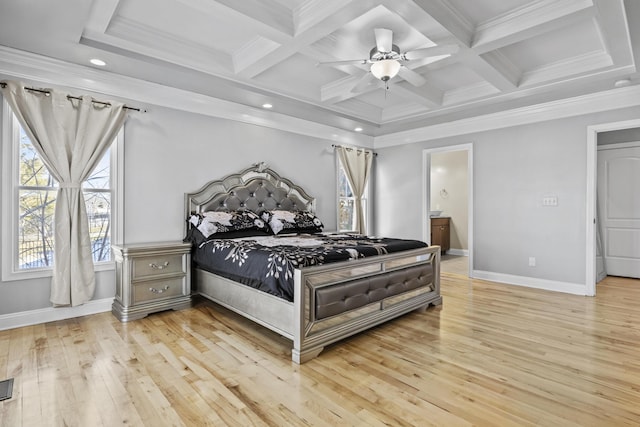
291, 245, 441, 363
314, 263, 434, 320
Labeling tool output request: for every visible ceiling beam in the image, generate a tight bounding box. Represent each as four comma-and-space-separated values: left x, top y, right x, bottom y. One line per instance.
456, 50, 519, 91
174, 0, 293, 44
204, 0, 293, 37
472, 0, 596, 53
234, 0, 377, 78
408, 0, 474, 47
86, 16, 234, 73
519, 50, 615, 87
84, 0, 122, 34
294, 0, 354, 34
477, 51, 522, 88
591, 0, 635, 66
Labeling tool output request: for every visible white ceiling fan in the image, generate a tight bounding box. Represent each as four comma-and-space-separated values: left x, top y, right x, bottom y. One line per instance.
318, 28, 458, 91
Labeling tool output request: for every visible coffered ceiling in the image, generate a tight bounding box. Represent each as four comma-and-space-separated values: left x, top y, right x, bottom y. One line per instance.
0, 0, 638, 136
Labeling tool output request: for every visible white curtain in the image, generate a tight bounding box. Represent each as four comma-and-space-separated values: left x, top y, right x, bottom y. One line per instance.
337, 146, 373, 235
1, 81, 127, 306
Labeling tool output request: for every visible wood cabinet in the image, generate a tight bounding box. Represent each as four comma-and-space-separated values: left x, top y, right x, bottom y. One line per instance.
430, 217, 450, 254
112, 242, 192, 321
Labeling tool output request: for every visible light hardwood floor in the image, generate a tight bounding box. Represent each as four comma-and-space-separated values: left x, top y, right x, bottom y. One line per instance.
1, 274, 639, 426
440, 254, 469, 276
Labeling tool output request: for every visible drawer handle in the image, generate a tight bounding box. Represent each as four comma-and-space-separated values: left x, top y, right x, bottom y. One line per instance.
149, 285, 170, 294
149, 261, 170, 270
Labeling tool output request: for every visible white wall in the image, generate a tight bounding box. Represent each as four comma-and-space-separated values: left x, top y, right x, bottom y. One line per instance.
122, 105, 338, 244
376, 106, 640, 291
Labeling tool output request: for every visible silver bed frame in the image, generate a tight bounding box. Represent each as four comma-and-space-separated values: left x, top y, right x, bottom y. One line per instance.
186, 163, 442, 363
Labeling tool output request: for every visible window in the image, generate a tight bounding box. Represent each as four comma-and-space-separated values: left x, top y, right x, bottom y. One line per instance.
337, 160, 369, 233
2, 101, 122, 280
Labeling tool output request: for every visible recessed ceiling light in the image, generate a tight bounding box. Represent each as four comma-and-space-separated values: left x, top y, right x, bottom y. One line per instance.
90, 58, 106, 66
262, 103, 273, 109
354, 127, 363, 132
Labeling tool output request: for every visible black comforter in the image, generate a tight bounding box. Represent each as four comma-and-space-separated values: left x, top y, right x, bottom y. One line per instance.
192, 233, 427, 301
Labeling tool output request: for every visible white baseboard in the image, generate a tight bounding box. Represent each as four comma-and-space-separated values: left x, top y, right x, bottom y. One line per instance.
447, 248, 469, 257
472, 270, 588, 296
0, 297, 113, 331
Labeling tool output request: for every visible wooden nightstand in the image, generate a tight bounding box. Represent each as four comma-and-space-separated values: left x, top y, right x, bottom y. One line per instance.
111, 242, 192, 322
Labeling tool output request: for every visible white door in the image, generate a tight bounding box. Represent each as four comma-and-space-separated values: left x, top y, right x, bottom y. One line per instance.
597, 145, 640, 278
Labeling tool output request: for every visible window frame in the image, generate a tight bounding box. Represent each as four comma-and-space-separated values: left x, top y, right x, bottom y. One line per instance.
336, 155, 371, 234
1, 99, 124, 281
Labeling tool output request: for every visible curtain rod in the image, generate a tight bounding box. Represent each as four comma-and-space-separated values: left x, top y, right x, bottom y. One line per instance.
332, 144, 378, 156
0, 82, 145, 112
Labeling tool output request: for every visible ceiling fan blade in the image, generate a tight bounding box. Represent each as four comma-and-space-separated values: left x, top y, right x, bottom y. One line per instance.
398, 67, 427, 87
402, 44, 459, 61
351, 72, 377, 93
317, 59, 369, 66
374, 28, 393, 53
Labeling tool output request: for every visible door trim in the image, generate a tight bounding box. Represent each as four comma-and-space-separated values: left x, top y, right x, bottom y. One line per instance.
423, 143, 473, 278
597, 141, 640, 151
586, 119, 640, 296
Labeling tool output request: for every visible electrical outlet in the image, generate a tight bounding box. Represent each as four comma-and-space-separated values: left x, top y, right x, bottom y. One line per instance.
529, 257, 536, 267
542, 196, 558, 206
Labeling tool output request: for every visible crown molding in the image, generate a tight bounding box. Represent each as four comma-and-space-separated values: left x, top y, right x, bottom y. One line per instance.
0, 45, 373, 147
374, 84, 640, 148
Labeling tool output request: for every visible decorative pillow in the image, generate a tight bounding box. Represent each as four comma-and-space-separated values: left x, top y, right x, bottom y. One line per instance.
262, 210, 324, 235
185, 210, 270, 244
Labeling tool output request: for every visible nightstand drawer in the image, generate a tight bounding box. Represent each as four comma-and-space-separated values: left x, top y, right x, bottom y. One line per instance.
133, 277, 185, 304
132, 253, 185, 279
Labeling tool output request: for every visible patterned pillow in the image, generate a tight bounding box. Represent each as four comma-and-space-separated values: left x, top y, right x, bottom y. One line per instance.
188, 211, 270, 239
262, 210, 324, 235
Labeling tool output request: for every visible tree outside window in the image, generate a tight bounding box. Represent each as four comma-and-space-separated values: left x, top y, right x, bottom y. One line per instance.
16, 126, 112, 270
337, 163, 367, 232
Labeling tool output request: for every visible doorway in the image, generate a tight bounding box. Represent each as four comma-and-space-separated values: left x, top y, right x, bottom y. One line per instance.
597, 142, 640, 278
423, 143, 473, 277
586, 118, 640, 295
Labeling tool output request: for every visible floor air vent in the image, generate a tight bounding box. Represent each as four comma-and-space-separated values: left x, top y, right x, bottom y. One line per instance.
0, 378, 14, 401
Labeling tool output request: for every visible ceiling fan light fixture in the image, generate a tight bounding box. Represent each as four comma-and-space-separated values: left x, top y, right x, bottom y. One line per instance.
370, 59, 401, 82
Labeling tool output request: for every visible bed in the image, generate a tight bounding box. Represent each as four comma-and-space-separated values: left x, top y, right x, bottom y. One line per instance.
185, 162, 442, 363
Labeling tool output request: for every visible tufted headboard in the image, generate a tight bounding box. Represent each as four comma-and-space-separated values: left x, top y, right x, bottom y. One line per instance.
185, 163, 316, 225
